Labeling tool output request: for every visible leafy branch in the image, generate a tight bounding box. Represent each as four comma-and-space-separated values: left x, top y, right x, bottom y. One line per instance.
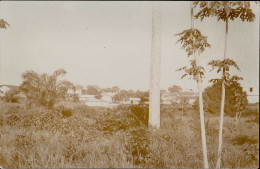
176, 29, 211, 57
176, 59, 205, 80
194, 1, 256, 22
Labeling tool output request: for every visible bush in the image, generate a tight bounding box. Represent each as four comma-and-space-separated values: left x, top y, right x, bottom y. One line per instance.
3, 90, 19, 103
56, 105, 73, 118
130, 105, 149, 127
70, 94, 79, 102
193, 82, 248, 117
243, 108, 259, 117
231, 135, 258, 145
124, 127, 151, 167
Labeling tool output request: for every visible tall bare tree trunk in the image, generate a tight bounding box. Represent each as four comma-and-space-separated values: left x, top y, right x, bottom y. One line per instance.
197, 76, 209, 169
191, 2, 209, 168
149, 1, 161, 128
216, 18, 228, 169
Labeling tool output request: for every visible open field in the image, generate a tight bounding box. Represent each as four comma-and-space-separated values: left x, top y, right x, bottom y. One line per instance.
0, 101, 258, 168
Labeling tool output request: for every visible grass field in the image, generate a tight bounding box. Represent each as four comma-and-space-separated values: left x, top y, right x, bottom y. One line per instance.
0, 100, 258, 168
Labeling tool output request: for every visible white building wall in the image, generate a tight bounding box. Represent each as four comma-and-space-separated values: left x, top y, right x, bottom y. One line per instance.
242, 81, 259, 104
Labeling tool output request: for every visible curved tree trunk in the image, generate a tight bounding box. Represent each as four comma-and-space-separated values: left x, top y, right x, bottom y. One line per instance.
216, 18, 228, 169
149, 1, 161, 128
191, 2, 209, 168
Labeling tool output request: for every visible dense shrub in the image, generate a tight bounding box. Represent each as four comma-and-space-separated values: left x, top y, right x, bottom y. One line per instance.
3, 90, 19, 103
130, 105, 149, 127
244, 108, 259, 123
57, 105, 73, 118
193, 82, 248, 117
231, 135, 258, 145
124, 127, 151, 167
243, 108, 259, 117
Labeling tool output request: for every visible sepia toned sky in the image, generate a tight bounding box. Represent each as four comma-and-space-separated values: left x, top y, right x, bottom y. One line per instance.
0, 1, 259, 91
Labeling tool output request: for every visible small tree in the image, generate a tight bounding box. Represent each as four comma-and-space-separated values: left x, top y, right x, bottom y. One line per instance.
228, 76, 247, 124
175, 2, 211, 167
193, 76, 248, 119
20, 69, 73, 109
86, 85, 101, 95
194, 2, 256, 168
168, 85, 182, 94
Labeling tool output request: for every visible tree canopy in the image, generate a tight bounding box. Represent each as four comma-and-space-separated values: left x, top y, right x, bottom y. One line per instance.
20, 69, 73, 108
194, 1, 256, 22
168, 85, 182, 94
193, 77, 248, 116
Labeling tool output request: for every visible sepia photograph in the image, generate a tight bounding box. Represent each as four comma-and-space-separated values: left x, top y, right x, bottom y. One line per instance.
0, 1, 259, 168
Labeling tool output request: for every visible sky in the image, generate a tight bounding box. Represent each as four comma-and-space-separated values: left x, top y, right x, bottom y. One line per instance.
0, 1, 259, 92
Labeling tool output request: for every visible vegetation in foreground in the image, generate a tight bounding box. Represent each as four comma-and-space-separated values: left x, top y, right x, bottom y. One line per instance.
0, 101, 258, 168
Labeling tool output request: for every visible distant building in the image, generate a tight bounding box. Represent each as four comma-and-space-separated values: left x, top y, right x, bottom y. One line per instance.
0, 85, 26, 98
0, 85, 21, 96
177, 91, 198, 104
101, 95, 113, 103
242, 81, 259, 104
0, 86, 10, 97
129, 98, 141, 105
78, 94, 115, 107
67, 88, 82, 96
161, 93, 177, 104
161, 90, 198, 105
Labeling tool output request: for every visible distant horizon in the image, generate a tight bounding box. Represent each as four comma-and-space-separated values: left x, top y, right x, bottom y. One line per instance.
0, 81, 197, 92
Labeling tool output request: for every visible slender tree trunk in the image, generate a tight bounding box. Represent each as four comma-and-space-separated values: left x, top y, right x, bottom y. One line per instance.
149, 1, 161, 128
191, 2, 209, 168
197, 77, 209, 169
216, 18, 229, 169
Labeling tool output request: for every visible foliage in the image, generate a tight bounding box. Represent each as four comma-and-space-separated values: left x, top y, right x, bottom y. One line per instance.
0, 102, 258, 168
57, 105, 73, 118
176, 59, 205, 80
244, 108, 259, 124
130, 105, 149, 127
194, 1, 256, 22
94, 93, 102, 99
176, 29, 211, 57
231, 135, 258, 145
0, 19, 10, 29
113, 90, 127, 103
3, 90, 19, 103
175, 29, 210, 80
168, 85, 182, 94
193, 78, 248, 116
208, 59, 241, 84
70, 93, 79, 102
113, 90, 149, 103
86, 85, 101, 95
20, 69, 73, 108
207, 59, 248, 117
102, 86, 120, 93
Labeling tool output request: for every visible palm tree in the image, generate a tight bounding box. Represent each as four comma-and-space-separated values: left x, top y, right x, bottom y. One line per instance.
194, 2, 256, 168
175, 2, 210, 168
149, 1, 162, 128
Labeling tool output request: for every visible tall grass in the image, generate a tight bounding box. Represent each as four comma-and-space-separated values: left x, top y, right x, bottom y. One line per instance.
0, 101, 258, 168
